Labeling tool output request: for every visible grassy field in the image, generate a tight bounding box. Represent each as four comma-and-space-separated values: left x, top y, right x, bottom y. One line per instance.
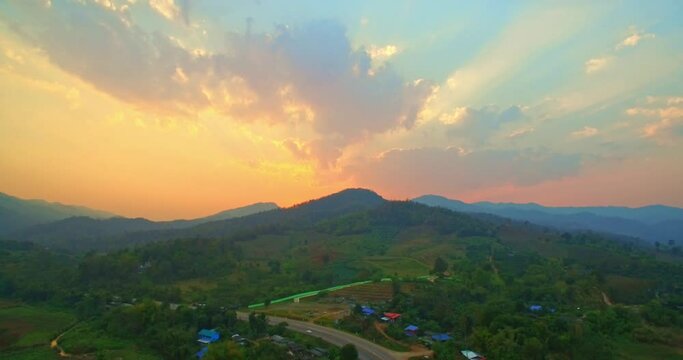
0, 303, 75, 359
616, 339, 683, 359
1, 346, 60, 360
353, 256, 431, 278
59, 321, 160, 359
330, 282, 396, 302
258, 301, 351, 322
174, 277, 219, 301
604, 275, 657, 304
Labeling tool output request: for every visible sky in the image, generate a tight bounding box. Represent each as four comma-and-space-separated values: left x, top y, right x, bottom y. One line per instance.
0, 0, 682, 220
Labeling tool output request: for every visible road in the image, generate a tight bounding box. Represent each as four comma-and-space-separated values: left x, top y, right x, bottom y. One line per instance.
236, 312, 410, 360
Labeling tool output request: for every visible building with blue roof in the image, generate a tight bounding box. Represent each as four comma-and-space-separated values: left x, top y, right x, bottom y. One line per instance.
404, 324, 418, 336
361, 306, 375, 316
529, 305, 543, 312
196, 346, 208, 359
197, 329, 220, 344
432, 333, 452, 342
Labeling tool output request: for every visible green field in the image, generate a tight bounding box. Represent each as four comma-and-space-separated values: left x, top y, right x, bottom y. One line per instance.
353, 256, 431, 278
0, 303, 75, 358
59, 321, 160, 359
616, 339, 683, 359
1, 346, 60, 360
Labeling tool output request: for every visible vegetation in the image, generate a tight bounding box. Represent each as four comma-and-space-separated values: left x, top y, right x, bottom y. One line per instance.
0, 192, 682, 358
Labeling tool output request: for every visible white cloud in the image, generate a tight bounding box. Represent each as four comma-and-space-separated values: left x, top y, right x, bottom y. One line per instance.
616, 28, 655, 50
148, 0, 180, 21
1, 3, 433, 167
367, 44, 399, 61
507, 127, 535, 138
571, 126, 599, 138
626, 99, 683, 143
348, 147, 582, 195
584, 57, 610, 74
642, 118, 681, 139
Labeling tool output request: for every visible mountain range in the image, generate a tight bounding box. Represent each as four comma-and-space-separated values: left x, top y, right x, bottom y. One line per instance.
2, 189, 380, 252
0, 192, 115, 236
1, 189, 681, 252
414, 195, 683, 245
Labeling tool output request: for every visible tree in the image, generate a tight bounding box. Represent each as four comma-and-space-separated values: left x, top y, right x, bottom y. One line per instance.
522, 337, 544, 360
340, 344, 358, 360
392, 279, 401, 296
267, 260, 281, 274
433, 341, 456, 360
433, 256, 448, 275
204, 341, 244, 360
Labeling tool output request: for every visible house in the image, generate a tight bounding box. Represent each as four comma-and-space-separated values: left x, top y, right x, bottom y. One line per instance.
383, 312, 401, 322
529, 305, 543, 312
232, 334, 247, 345
461, 349, 487, 360
404, 324, 419, 337
431, 333, 452, 342
197, 329, 220, 344
195, 346, 208, 359
361, 306, 376, 316
309, 347, 329, 357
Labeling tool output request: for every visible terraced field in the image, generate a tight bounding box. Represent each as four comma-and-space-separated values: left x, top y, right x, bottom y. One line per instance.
328, 282, 416, 302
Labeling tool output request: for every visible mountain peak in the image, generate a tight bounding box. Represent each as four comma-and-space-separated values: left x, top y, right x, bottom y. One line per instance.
288, 188, 384, 212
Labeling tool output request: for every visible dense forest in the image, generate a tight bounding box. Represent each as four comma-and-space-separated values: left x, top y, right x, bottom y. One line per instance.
1, 191, 682, 359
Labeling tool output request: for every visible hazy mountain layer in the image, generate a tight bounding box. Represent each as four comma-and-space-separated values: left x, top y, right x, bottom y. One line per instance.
0, 192, 115, 235
414, 195, 683, 245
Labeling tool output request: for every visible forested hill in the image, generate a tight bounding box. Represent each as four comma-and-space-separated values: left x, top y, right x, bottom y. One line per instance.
11, 202, 279, 252
1, 193, 682, 359
414, 195, 683, 246
0, 192, 115, 236
8, 189, 384, 252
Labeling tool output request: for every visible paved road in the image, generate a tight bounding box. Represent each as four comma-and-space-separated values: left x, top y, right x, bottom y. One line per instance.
236, 312, 401, 360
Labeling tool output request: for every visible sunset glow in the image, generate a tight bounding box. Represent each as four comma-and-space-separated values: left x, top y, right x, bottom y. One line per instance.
1, 1, 682, 219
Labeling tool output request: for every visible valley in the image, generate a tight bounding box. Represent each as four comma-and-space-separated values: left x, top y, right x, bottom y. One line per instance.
0, 189, 682, 359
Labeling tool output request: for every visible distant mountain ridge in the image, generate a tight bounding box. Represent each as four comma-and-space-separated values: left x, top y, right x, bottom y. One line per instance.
12, 202, 279, 250
9, 189, 382, 252
0, 192, 115, 235
413, 195, 683, 245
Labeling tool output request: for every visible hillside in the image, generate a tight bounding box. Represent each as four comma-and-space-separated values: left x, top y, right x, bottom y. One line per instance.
12, 202, 279, 252
414, 195, 683, 245
0, 192, 115, 236
1, 190, 682, 359
9, 189, 382, 252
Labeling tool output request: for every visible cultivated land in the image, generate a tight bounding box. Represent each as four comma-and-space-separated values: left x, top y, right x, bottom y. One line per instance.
0, 304, 74, 359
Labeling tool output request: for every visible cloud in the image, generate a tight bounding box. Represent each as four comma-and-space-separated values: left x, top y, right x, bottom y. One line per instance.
148, 0, 180, 20
583, 27, 654, 77
348, 147, 582, 195
436, 105, 526, 144
2, 2, 431, 166
424, 3, 593, 114
584, 57, 610, 74
367, 45, 399, 61
626, 98, 683, 144
642, 118, 682, 139
507, 127, 535, 138
616, 28, 655, 50
571, 126, 599, 138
